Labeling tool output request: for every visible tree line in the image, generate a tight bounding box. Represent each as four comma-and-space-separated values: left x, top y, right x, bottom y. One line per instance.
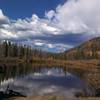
0, 41, 33, 59
0, 41, 59, 60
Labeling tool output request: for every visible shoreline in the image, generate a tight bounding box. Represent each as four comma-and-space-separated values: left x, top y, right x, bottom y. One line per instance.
9, 96, 100, 100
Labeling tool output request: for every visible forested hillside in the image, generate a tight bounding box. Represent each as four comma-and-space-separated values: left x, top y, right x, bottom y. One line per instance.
63, 37, 100, 60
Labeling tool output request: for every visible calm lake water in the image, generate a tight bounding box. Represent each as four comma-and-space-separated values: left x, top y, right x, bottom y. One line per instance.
0, 64, 93, 98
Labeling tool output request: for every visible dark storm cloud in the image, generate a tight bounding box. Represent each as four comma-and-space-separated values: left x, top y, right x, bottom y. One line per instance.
27, 33, 89, 46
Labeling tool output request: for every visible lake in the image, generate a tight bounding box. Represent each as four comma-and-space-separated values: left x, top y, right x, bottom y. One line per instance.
0, 64, 93, 98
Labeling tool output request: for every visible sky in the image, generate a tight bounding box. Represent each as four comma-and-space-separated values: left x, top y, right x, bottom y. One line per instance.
0, 0, 100, 53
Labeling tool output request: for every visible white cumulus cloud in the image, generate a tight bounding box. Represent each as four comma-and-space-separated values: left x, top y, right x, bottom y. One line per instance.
46, 0, 100, 35
0, 9, 9, 25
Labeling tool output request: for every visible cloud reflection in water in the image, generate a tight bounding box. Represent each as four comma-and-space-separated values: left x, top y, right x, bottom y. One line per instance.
0, 68, 90, 98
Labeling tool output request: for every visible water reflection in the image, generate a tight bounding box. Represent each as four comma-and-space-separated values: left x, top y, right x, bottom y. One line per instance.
0, 64, 91, 98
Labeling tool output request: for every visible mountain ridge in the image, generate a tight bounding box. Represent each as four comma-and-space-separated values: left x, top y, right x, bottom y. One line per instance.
63, 37, 100, 60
